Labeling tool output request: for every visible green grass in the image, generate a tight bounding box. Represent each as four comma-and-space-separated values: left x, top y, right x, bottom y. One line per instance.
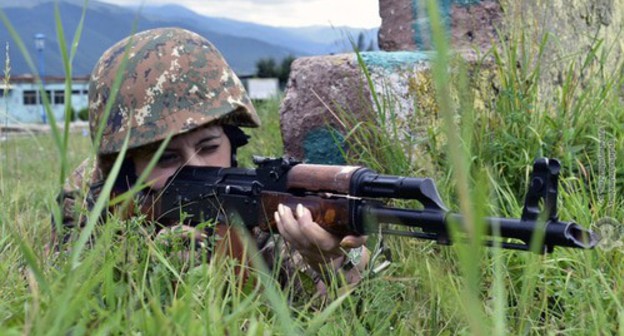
2, 1, 624, 335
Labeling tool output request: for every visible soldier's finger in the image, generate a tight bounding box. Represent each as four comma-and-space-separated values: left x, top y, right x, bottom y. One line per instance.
295, 203, 341, 252
339, 235, 367, 249
274, 205, 302, 249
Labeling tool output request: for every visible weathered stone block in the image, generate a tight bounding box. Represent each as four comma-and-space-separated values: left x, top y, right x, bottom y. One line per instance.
279, 54, 372, 163
281, 0, 623, 164
279, 51, 494, 163
379, 0, 623, 80
379, 0, 503, 52
500, 0, 624, 88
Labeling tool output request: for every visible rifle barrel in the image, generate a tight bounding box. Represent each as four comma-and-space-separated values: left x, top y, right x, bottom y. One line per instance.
362, 205, 598, 250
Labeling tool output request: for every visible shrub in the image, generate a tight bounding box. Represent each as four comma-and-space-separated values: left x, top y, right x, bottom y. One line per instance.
77, 107, 89, 121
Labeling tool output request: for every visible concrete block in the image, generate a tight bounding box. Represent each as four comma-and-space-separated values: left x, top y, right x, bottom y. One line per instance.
280, 0, 623, 164
279, 51, 495, 163
378, 0, 623, 82
379, 0, 503, 52
279, 54, 372, 163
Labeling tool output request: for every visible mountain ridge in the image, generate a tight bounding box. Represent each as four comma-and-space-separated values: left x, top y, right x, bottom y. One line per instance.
1, 0, 378, 76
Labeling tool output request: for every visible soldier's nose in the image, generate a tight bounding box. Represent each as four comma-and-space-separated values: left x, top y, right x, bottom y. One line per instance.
187, 155, 204, 166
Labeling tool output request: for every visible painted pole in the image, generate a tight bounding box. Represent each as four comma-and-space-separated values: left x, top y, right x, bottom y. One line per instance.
34, 33, 46, 124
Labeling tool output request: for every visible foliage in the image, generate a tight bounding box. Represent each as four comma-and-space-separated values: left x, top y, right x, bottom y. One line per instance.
255, 57, 277, 78
333, 1, 624, 334
355, 32, 376, 52
255, 55, 295, 87
238, 96, 284, 165
278, 55, 295, 86
77, 107, 88, 121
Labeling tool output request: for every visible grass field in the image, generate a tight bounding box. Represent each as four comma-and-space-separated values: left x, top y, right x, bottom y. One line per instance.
1, 77, 623, 334
2, 2, 624, 335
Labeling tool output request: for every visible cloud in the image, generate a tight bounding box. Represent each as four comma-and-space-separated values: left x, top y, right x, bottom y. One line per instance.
236, 0, 319, 4
99, 0, 380, 28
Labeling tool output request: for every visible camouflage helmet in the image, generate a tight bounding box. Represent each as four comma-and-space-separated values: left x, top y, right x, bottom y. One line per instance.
88, 27, 260, 155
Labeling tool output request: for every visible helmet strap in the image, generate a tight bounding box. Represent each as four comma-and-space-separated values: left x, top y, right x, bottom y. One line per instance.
222, 125, 250, 167
113, 159, 139, 195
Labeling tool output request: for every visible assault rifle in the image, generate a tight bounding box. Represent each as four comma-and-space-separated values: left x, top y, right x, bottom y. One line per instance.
156, 157, 598, 253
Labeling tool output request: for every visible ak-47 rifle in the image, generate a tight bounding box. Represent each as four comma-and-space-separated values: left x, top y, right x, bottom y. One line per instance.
156, 157, 598, 253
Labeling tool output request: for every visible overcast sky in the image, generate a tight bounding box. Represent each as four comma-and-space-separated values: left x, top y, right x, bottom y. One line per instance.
98, 0, 381, 28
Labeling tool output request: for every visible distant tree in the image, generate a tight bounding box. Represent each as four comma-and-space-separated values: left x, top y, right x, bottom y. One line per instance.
278, 55, 296, 87
367, 39, 377, 51
356, 32, 367, 51
255, 55, 296, 88
255, 57, 278, 78
78, 107, 89, 121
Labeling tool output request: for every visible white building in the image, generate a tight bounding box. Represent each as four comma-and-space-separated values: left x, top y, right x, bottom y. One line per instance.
0, 75, 89, 124
240, 77, 280, 100
0, 75, 281, 125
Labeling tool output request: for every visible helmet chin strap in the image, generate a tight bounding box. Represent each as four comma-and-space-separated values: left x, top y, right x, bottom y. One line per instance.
112, 159, 139, 195
222, 125, 250, 168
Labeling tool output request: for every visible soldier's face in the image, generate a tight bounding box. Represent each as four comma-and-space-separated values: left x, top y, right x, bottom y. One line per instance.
131, 125, 231, 190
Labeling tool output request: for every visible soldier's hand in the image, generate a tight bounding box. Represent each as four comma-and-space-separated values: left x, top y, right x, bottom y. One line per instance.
154, 224, 212, 265
274, 203, 368, 276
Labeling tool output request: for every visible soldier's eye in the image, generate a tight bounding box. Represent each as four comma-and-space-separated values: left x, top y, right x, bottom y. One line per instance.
157, 152, 180, 166
198, 144, 219, 155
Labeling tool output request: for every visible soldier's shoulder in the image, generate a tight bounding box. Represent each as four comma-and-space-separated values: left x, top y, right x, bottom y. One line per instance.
64, 157, 104, 192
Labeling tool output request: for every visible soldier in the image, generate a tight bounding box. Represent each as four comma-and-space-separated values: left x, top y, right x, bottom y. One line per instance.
56, 27, 368, 292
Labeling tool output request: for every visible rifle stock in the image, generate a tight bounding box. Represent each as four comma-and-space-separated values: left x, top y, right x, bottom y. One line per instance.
155, 156, 599, 253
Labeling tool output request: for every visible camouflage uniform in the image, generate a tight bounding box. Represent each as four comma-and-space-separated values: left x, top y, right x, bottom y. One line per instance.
55, 27, 343, 293
56, 160, 324, 293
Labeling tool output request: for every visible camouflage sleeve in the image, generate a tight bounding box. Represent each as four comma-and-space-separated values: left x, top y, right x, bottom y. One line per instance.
50, 158, 103, 248
252, 227, 318, 295
252, 227, 374, 295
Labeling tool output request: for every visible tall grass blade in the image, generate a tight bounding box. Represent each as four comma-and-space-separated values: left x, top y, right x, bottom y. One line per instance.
305, 290, 352, 335
234, 226, 302, 335
69, 131, 131, 268
425, 0, 487, 334
11, 231, 50, 294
